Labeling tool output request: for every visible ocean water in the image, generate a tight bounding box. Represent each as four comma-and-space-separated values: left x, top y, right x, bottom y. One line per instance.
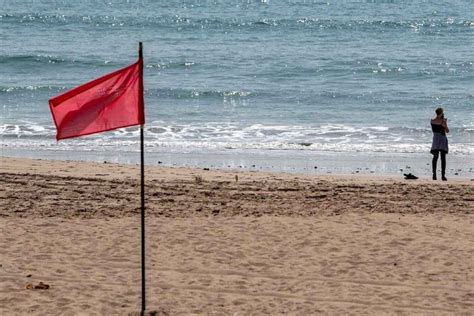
1, 0, 473, 173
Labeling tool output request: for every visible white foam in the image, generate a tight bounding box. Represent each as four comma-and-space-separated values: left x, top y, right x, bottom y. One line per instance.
1, 122, 473, 155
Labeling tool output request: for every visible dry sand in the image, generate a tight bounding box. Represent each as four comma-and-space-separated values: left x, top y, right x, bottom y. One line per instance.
0, 157, 473, 315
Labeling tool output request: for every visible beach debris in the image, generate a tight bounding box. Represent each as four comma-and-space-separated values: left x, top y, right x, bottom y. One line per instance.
26, 274, 32, 278
404, 173, 418, 180
193, 175, 203, 184
314, 166, 317, 169
26, 282, 50, 290
235, 175, 238, 182
203, 168, 210, 171
128, 308, 169, 316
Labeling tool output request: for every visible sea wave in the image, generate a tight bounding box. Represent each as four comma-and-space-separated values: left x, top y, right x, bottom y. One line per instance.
146, 88, 253, 99
145, 60, 196, 69
0, 85, 253, 100
2, 122, 472, 155
2, 51, 471, 83
2, 137, 473, 155
0, 55, 211, 72
2, 13, 472, 32
0, 54, 122, 68
0, 85, 67, 94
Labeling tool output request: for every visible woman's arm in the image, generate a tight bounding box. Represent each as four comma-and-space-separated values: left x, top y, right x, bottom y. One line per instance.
443, 119, 449, 133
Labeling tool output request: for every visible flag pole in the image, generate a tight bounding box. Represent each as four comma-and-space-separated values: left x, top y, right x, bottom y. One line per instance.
139, 41, 146, 314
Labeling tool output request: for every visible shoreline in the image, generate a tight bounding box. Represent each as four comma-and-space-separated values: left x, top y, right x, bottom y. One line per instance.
2, 147, 473, 178
2, 155, 473, 182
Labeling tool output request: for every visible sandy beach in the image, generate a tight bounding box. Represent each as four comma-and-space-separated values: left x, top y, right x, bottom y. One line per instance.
0, 156, 473, 314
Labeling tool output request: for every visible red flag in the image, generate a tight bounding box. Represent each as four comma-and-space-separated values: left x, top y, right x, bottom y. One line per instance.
49, 59, 144, 140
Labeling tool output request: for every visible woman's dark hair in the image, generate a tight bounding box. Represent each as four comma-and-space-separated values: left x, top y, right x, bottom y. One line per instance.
435, 107, 444, 116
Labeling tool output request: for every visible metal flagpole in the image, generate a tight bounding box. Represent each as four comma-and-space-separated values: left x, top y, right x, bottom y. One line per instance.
139, 42, 146, 314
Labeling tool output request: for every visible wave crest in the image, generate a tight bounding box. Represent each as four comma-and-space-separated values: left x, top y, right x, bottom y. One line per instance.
2, 13, 472, 31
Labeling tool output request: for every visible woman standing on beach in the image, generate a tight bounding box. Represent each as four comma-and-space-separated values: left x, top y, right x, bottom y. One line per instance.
430, 107, 449, 181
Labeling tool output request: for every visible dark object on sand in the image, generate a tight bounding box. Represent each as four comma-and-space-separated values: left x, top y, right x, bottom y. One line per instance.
26, 282, 50, 290
404, 173, 418, 180
128, 308, 169, 316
